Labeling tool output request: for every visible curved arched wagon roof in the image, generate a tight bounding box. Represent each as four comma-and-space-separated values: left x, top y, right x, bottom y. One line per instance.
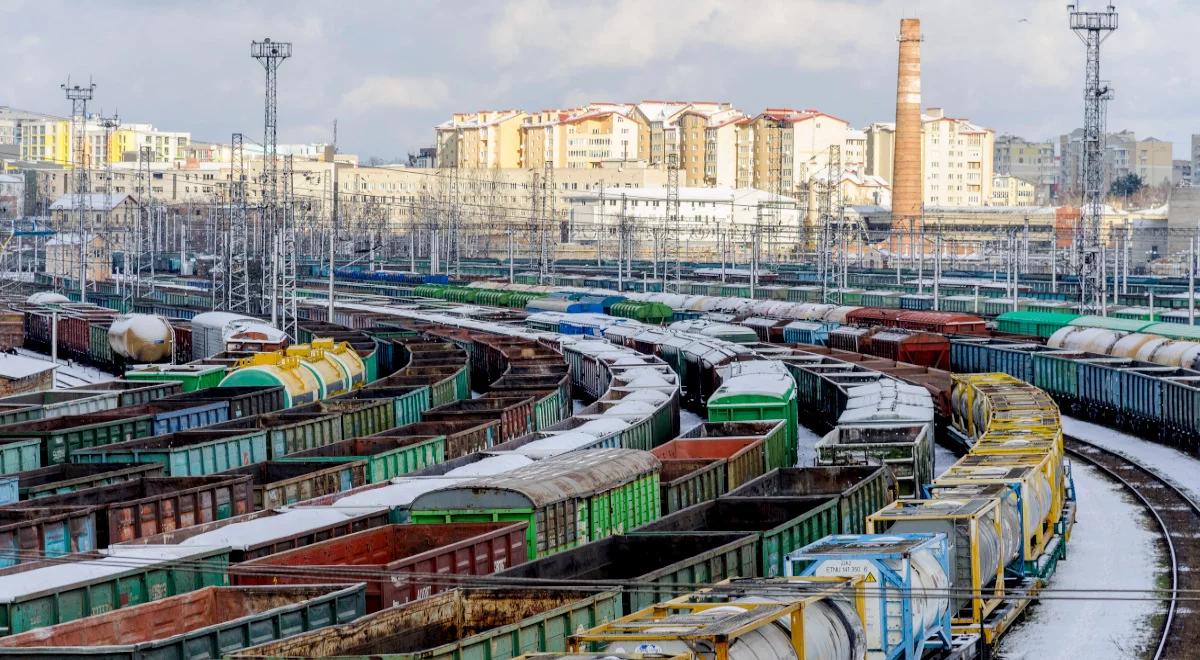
410, 448, 660, 510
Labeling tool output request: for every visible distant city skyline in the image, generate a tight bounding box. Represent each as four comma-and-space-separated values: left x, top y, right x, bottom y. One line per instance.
2, 0, 1193, 160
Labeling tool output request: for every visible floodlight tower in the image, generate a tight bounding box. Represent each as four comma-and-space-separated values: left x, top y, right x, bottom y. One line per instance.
251, 37, 291, 316
1068, 3, 1117, 313
62, 79, 95, 302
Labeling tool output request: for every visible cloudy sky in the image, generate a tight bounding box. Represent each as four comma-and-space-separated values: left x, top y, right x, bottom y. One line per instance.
2, 0, 1193, 160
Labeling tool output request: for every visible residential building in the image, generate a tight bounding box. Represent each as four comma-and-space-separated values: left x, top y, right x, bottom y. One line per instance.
1192, 134, 1200, 186
562, 106, 643, 168
864, 122, 896, 184
922, 108, 994, 207
0, 107, 64, 148
631, 101, 733, 166
434, 110, 527, 169
748, 108, 851, 195
1174, 160, 1192, 186
0, 174, 23, 219
408, 148, 437, 168
19, 117, 71, 165
994, 135, 1056, 203
992, 174, 1037, 206
1135, 138, 1173, 187
43, 232, 111, 283
863, 109, 995, 208
48, 193, 140, 235
676, 107, 744, 187
843, 129, 867, 174
1060, 129, 1173, 197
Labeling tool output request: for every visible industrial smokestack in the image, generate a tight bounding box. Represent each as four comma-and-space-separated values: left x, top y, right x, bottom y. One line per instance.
892, 18, 922, 256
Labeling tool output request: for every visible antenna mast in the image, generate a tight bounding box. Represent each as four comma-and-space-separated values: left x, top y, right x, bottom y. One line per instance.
1068, 3, 1117, 314
62, 78, 95, 302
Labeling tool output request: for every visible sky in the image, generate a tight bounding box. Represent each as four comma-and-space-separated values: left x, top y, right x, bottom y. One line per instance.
2, 0, 1194, 161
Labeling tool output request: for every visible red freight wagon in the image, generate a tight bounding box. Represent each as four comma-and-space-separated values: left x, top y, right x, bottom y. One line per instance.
230, 522, 528, 611
894, 311, 987, 335
862, 330, 951, 370
844, 307, 906, 327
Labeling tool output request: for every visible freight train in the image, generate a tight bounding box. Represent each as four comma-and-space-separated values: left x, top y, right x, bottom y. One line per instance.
0, 289, 1073, 658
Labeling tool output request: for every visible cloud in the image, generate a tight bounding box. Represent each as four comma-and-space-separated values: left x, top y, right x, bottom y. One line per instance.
338, 76, 450, 114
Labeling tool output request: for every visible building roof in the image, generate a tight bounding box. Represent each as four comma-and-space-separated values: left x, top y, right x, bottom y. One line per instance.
754, 108, 850, 126
49, 193, 132, 212
0, 354, 56, 380
570, 185, 796, 205
45, 232, 106, 246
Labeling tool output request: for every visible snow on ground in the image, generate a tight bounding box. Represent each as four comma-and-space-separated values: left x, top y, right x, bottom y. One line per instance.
572, 399, 586, 415
998, 461, 1161, 660
1064, 415, 1200, 500
15, 348, 115, 388
796, 423, 824, 467
679, 408, 705, 436
933, 441, 958, 475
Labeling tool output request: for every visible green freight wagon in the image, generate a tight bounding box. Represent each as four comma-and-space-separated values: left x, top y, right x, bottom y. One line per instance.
995, 311, 1080, 338
68, 429, 269, 476
0, 414, 154, 465
124, 364, 227, 392
631, 496, 840, 578
291, 398, 398, 440
0, 439, 43, 477
0, 545, 230, 636
276, 435, 445, 483
336, 385, 431, 427
496, 533, 757, 614
67, 380, 182, 407
706, 375, 799, 468
410, 448, 661, 559
208, 410, 345, 459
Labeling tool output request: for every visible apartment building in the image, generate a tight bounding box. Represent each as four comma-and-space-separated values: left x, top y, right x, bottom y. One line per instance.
922, 108, 993, 207
434, 110, 527, 169
994, 135, 1056, 203
1060, 129, 1173, 197
562, 106, 643, 168
992, 174, 1037, 206
747, 109, 851, 194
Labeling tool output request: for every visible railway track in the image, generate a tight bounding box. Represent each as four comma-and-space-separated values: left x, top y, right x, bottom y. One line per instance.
1063, 434, 1200, 659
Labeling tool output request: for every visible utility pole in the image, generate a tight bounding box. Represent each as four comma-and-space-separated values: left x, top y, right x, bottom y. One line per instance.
63, 78, 94, 302
1068, 3, 1117, 313
539, 123, 556, 283
327, 121, 338, 323
252, 37, 292, 319
666, 152, 680, 292
278, 154, 297, 339
228, 134, 249, 312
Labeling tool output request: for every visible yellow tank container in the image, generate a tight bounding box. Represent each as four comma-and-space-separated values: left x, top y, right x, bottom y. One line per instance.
287, 344, 348, 399
312, 338, 367, 391
219, 352, 321, 407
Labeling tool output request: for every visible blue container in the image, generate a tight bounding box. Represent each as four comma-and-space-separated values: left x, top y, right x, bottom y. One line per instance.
149, 400, 231, 435
0, 476, 18, 505
1076, 357, 1126, 414
782, 321, 836, 346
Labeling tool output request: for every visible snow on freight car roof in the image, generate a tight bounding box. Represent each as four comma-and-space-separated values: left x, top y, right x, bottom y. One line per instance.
509, 432, 604, 459
412, 448, 660, 509
180, 508, 359, 550
716, 359, 792, 381
325, 477, 470, 515
713, 373, 795, 397
444, 452, 534, 476
620, 389, 670, 403
573, 418, 632, 436
0, 545, 223, 602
